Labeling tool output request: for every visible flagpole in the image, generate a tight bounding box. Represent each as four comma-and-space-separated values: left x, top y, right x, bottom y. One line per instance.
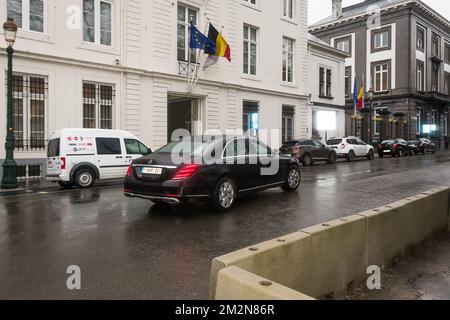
187, 19, 193, 90
191, 19, 210, 90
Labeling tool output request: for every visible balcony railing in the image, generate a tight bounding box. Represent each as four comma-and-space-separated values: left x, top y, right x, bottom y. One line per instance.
14, 139, 47, 152
178, 60, 199, 78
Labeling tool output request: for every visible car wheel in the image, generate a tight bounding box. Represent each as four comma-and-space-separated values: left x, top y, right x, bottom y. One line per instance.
58, 181, 74, 189
327, 152, 337, 164
74, 168, 96, 189
210, 177, 237, 212
282, 166, 301, 192
347, 151, 355, 162
367, 149, 374, 161
302, 153, 313, 166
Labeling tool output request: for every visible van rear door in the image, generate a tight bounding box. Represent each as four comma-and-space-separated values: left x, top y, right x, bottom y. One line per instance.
47, 138, 62, 176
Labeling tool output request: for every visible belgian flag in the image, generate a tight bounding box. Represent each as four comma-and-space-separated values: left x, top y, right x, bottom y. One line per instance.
205, 24, 231, 62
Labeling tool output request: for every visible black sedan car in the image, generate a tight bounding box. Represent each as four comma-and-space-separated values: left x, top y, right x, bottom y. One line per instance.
407, 138, 436, 155
378, 139, 412, 157
124, 136, 301, 212
279, 139, 337, 166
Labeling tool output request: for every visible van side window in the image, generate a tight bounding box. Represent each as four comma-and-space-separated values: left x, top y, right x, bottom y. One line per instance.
124, 139, 149, 155
96, 138, 122, 155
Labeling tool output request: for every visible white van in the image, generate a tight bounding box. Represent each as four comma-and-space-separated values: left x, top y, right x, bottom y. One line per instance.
46, 129, 151, 188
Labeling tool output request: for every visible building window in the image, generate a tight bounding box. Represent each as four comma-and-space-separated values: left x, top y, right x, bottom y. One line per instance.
374, 62, 389, 92
432, 34, 440, 58
319, 67, 332, 97
373, 29, 390, 50
431, 62, 439, 92
445, 44, 450, 64
243, 25, 258, 76
282, 0, 294, 19
11, 73, 47, 150
335, 37, 351, 55
177, 4, 197, 62
345, 66, 351, 97
243, 101, 259, 136
445, 73, 450, 96
416, 108, 422, 135
7, 0, 44, 32
83, 0, 112, 46
445, 113, 448, 137
417, 61, 424, 92
282, 106, 295, 143
417, 26, 425, 51
282, 37, 294, 83
431, 110, 436, 125
83, 82, 114, 129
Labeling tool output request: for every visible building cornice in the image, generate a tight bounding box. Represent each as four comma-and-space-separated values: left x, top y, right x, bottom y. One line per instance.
309, 0, 450, 34
0, 49, 309, 101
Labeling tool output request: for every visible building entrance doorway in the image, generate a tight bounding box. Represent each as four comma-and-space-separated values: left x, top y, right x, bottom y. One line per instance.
167, 95, 203, 142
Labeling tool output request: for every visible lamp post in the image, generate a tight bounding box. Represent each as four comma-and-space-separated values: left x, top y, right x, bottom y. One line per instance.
1, 18, 18, 189
368, 87, 374, 145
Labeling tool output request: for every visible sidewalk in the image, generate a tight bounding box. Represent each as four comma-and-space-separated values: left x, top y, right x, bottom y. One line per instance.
0, 178, 123, 196
343, 232, 450, 300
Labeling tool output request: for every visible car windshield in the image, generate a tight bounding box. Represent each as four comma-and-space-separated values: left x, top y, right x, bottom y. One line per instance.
327, 139, 342, 145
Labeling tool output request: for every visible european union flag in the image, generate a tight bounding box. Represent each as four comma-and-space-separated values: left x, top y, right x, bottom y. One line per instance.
190, 22, 216, 53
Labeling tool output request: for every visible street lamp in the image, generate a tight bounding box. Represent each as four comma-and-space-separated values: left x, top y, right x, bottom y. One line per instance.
2, 18, 18, 189
368, 87, 374, 145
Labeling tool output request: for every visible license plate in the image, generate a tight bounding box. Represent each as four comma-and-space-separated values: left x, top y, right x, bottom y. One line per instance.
384, 150, 391, 153
281, 154, 293, 157
142, 167, 163, 175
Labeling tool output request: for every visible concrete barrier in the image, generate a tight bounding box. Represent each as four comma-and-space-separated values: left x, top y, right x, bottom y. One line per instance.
210, 187, 450, 300
215, 266, 314, 300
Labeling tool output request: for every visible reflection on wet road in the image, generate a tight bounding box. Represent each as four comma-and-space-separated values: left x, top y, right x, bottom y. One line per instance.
1, 153, 450, 299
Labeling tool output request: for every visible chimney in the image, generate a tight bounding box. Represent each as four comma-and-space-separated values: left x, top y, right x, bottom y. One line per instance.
332, 0, 342, 18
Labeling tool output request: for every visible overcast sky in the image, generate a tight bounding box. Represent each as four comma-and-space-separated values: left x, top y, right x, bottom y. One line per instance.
309, 0, 450, 25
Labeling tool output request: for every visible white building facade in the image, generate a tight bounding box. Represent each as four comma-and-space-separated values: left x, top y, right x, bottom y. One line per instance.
0, 0, 310, 180
307, 34, 348, 143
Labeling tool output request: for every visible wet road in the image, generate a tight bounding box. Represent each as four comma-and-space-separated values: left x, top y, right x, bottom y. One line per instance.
1, 153, 450, 299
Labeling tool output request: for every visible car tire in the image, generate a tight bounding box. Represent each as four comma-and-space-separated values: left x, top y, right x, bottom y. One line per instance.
74, 168, 96, 189
282, 166, 301, 192
367, 150, 374, 161
347, 151, 355, 162
327, 152, 337, 164
58, 181, 74, 189
210, 177, 237, 212
302, 153, 313, 166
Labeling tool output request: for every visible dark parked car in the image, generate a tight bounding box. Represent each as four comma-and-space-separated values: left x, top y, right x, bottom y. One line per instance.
407, 138, 436, 155
124, 136, 301, 212
279, 139, 337, 166
378, 139, 412, 157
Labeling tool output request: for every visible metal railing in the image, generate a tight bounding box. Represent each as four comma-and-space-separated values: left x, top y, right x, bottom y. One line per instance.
14, 139, 47, 152
178, 60, 199, 78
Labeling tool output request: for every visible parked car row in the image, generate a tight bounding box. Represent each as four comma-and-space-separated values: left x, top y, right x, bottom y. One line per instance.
280, 137, 374, 166
46, 129, 437, 212
378, 138, 436, 158
280, 136, 436, 166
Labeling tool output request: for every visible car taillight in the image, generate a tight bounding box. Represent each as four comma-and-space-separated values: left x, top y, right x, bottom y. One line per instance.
393, 144, 399, 149
126, 165, 133, 177
172, 164, 200, 180
60, 157, 66, 170
294, 145, 304, 152
340, 144, 345, 149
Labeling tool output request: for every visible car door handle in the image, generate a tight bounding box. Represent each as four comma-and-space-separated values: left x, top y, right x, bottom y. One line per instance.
116, 156, 123, 159
125, 156, 132, 159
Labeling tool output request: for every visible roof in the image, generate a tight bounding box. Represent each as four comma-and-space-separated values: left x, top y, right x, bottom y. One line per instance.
309, 0, 450, 30
307, 33, 350, 58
